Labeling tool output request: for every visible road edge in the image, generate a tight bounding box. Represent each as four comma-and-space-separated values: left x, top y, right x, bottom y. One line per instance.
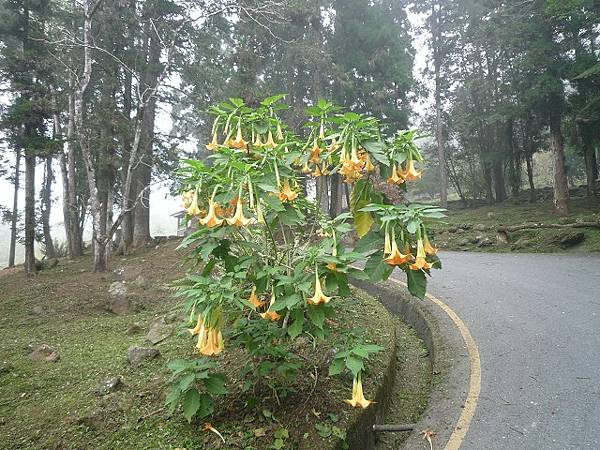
350, 276, 480, 450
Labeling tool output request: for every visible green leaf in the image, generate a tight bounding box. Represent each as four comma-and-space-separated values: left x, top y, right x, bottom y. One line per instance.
261, 94, 286, 106
354, 210, 374, 238
274, 428, 289, 439
204, 374, 228, 395
328, 357, 345, 376
182, 389, 201, 422
288, 310, 304, 339
307, 305, 325, 329
178, 373, 196, 392
345, 355, 364, 376
406, 269, 427, 299
364, 253, 393, 282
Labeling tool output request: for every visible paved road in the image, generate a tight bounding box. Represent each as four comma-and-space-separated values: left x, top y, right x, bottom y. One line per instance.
420, 251, 600, 450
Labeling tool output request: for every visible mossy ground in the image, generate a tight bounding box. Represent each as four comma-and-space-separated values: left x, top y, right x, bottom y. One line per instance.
0, 239, 429, 450
433, 195, 600, 253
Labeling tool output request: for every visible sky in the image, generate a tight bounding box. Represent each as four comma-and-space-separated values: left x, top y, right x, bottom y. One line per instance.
0, 7, 430, 267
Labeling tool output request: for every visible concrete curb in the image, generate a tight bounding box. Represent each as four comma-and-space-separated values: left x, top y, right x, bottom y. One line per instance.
351, 277, 472, 450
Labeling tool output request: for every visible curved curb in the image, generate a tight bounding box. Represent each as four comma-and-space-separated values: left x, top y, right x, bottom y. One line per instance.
350, 276, 480, 450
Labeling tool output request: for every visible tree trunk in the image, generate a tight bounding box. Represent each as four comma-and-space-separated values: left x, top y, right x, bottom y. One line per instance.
580, 124, 598, 196
66, 91, 83, 257
492, 160, 506, 203
432, 0, 448, 208
549, 111, 570, 216
317, 177, 329, 214
8, 148, 21, 268
24, 146, 36, 275
329, 174, 343, 218
55, 105, 74, 257
483, 162, 494, 205
41, 155, 56, 259
525, 153, 536, 203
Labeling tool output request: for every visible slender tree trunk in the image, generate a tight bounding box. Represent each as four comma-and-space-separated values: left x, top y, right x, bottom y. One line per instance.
54, 105, 74, 256
329, 174, 343, 218
483, 162, 494, 205
432, 0, 448, 208
41, 155, 56, 258
492, 160, 506, 203
526, 153, 536, 203
580, 124, 598, 196
8, 148, 21, 268
549, 111, 570, 216
66, 91, 83, 257
24, 146, 36, 275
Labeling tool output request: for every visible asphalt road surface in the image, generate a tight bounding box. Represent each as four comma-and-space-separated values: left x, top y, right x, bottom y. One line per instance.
416, 251, 600, 450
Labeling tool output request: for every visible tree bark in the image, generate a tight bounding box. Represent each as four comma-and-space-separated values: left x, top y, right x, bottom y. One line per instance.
580, 123, 598, 196
66, 91, 83, 257
492, 160, 506, 203
24, 145, 36, 275
549, 111, 570, 216
8, 148, 21, 268
41, 155, 56, 258
432, 0, 448, 208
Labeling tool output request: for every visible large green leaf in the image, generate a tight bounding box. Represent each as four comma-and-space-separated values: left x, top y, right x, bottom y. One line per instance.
182, 389, 201, 422
406, 269, 427, 299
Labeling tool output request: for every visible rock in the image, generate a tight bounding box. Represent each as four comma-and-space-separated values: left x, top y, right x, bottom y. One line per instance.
455, 228, 465, 234
496, 231, 509, 244
146, 317, 171, 345
486, 212, 495, 218
32, 305, 45, 315
477, 237, 494, 247
458, 238, 470, 247
133, 275, 148, 289
108, 282, 132, 315
125, 323, 143, 335
127, 346, 160, 368
29, 344, 60, 363
559, 231, 585, 249
121, 267, 143, 281
474, 224, 487, 231
95, 376, 123, 396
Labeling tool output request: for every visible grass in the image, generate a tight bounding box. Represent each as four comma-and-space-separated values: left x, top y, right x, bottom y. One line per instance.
0, 239, 430, 450
432, 195, 600, 253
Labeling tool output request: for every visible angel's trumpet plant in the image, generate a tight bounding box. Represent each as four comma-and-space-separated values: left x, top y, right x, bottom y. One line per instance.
409, 238, 433, 271
227, 197, 252, 227
402, 159, 422, 181
344, 374, 374, 409
307, 267, 331, 305
387, 164, 404, 185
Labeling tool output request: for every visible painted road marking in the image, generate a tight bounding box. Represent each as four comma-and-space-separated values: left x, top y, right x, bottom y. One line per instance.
390, 278, 481, 450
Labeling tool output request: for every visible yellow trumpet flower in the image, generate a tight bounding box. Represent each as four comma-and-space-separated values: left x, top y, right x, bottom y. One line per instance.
326, 262, 339, 272
345, 374, 374, 409
278, 179, 298, 202
384, 239, 413, 266
401, 159, 422, 181
229, 126, 248, 149
310, 140, 322, 164
301, 161, 311, 174
181, 190, 194, 209
312, 165, 323, 177
227, 198, 252, 227
255, 201, 266, 224
350, 147, 361, 165
260, 291, 281, 321
187, 314, 204, 336
387, 164, 404, 185
409, 239, 433, 271
265, 130, 276, 148
199, 200, 224, 228
276, 123, 284, 141
205, 132, 219, 151
423, 233, 438, 255
307, 268, 331, 305
196, 327, 224, 356
186, 191, 202, 216
253, 134, 263, 147
248, 286, 265, 309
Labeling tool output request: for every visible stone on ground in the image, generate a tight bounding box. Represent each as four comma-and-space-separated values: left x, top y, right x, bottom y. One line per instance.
125, 322, 143, 335
29, 344, 60, 363
108, 282, 132, 315
95, 376, 123, 396
146, 317, 171, 345
127, 346, 160, 368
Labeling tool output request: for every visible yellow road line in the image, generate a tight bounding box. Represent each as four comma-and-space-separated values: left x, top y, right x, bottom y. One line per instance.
390, 278, 481, 450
